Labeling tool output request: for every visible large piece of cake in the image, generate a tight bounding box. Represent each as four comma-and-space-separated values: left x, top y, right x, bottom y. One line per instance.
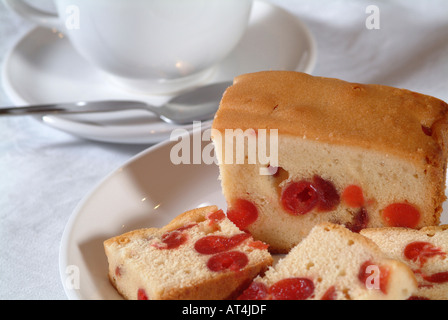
212, 71, 448, 253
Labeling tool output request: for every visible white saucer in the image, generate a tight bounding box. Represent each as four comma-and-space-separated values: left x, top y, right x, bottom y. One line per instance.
2, 0, 317, 144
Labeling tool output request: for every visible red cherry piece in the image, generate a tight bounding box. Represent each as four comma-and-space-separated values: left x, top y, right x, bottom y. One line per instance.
154, 230, 188, 250
174, 223, 197, 232
358, 260, 390, 294
342, 185, 364, 208
194, 233, 250, 255
137, 288, 148, 300
238, 282, 268, 300
421, 125, 433, 136
207, 209, 225, 223
207, 209, 226, 229
404, 241, 446, 267
321, 286, 337, 300
268, 278, 315, 300
248, 240, 269, 250
227, 199, 258, 230
382, 203, 420, 228
345, 207, 369, 233
281, 181, 318, 215
206, 251, 248, 272
422, 271, 448, 284
313, 175, 340, 211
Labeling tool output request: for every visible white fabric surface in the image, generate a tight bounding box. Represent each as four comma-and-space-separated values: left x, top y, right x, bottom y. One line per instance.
1, 0, 447, 299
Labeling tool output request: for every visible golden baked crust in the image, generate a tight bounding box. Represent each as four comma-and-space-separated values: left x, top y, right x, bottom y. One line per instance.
212, 71, 448, 167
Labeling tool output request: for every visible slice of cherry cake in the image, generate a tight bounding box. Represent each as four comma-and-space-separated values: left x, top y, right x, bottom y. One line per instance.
361, 225, 448, 300
103, 206, 273, 300
212, 71, 448, 253
238, 223, 417, 300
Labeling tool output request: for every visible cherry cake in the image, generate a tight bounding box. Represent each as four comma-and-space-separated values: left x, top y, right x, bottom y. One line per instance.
361, 225, 448, 300
103, 206, 273, 300
238, 223, 417, 300
212, 71, 448, 253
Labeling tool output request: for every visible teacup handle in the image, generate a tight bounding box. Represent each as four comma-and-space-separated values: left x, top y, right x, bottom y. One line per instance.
3, 0, 61, 29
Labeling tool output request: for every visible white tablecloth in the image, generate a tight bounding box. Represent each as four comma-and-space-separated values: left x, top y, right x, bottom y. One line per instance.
1, 0, 447, 299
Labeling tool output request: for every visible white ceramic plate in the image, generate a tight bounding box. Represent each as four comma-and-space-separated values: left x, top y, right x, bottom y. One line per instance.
59, 134, 227, 299
2, 0, 317, 144
60, 131, 448, 300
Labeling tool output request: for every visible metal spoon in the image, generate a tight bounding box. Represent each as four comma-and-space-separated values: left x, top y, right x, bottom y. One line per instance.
0, 81, 233, 125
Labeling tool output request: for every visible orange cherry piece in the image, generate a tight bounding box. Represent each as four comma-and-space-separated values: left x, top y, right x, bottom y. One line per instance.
382, 203, 420, 228
342, 185, 364, 208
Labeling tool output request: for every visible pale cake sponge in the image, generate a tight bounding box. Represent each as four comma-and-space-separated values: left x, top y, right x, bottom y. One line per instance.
103, 205, 273, 300
212, 71, 448, 253
238, 223, 417, 300
361, 225, 448, 300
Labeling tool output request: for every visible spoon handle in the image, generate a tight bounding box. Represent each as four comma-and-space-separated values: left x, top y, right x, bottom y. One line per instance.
0, 100, 150, 116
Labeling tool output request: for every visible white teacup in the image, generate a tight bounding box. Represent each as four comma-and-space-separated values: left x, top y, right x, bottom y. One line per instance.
5, 0, 253, 94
